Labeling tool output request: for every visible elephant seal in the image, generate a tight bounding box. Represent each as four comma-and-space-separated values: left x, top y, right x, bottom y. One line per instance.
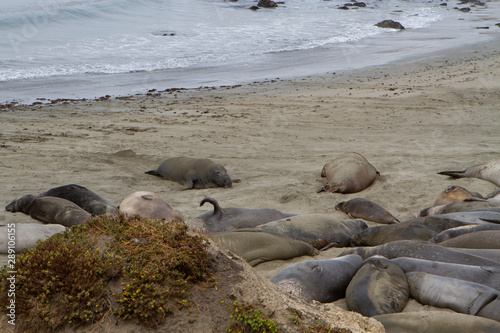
192, 197, 296, 233
428, 211, 500, 225
374, 311, 500, 333
390, 257, 500, 292
270, 254, 363, 303
256, 214, 368, 249
335, 198, 399, 224
0, 223, 66, 253
6, 195, 91, 227
346, 256, 409, 317
210, 229, 318, 266
434, 185, 483, 206
339, 240, 500, 267
486, 189, 500, 200
351, 216, 471, 246
407, 272, 500, 321
430, 224, 500, 244
438, 160, 500, 187
5, 184, 118, 215
438, 230, 500, 249
145, 157, 233, 190
317, 152, 379, 194
416, 198, 500, 217
118, 191, 183, 222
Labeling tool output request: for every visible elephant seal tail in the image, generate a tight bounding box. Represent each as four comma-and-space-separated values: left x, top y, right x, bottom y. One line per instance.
437, 169, 466, 178
145, 170, 160, 176
200, 197, 223, 218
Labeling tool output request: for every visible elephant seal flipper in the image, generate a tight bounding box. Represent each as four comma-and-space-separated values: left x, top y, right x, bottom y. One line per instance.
469, 291, 498, 316
438, 160, 500, 187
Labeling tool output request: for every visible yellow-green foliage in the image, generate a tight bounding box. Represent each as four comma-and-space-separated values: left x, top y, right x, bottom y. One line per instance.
289, 308, 352, 333
0, 215, 214, 332
226, 300, 279, 333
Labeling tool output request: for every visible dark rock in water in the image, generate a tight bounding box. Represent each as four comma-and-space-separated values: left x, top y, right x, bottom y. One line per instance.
338, 5, 349, 10
458, 7, 471, 12
476, 26, 489, 29
375, 20, 405, 30
249, 5, 260, 10
353, 2, 366, 7
440, 2, 447, 6
258, 0, 278, 7
459, 0, 485, 5
496, 23, 500, 28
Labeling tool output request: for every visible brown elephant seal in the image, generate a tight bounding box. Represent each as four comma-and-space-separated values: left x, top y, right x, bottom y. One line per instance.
434, 185, 483, 206
256, 214, 368, 249
430, 223, 500, 244
317, 152, 379, 194
351, 216, 471, 246
0, 223, 66, 253
335, 198, 399, 224
118, 191, 183, 222
374, 311, 500, 333
390, 257, 500, 292
191, 197, 296, 233
407, 272, 500, 322
437, 230, 500, 249
145, 157, 233, 190
346, 256, 409, 316
5, 184, 118, 215
416, 198, 500, 217
6, 195, 91, 227
210, 229, 318, 266
270, 254, 363, 303
438, 160, 500, 187
340, 240, 500, 267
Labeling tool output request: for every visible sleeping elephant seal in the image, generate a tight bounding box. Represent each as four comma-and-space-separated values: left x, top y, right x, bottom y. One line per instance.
433, 185, 483, 206
430, 224, 500, 244
407, 272, 500, 321
346, 256, 409, 316
416, 198, 500, 217
335, 198, 399, 224
0, 223, 66, 253
210, 229, 318, 266
437, 230, 500, 249
270, 254, 363, 303
438, 160, 500, 187
6, 195, 91, 227
339, 240, 500, 267
317, 152, 379, 194
351, 216, 471, 246
256, 214, 368, 249
145, 157, 233, 190
119, 191, 183, 222
374, 311, 500, 333
191, 197, 296, 233
390, 257, 500, 292
5, 184, 119, 215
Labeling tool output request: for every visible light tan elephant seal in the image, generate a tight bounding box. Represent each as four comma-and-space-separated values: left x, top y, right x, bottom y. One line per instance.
438, 160, 500, 187
317, 152, 379, 194
119, 191, 183, 222
433, 185, 483, 206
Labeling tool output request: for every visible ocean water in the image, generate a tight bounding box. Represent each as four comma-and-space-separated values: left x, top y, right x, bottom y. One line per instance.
0, 0, 499, 104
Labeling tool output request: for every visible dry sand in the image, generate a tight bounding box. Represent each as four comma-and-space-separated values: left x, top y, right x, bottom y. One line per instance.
1, 40, 499, 332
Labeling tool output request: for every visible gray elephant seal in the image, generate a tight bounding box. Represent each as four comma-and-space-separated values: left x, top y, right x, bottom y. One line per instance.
145, 157, 233, 190
270, 254, 363, 303
192, 197, 296, 233
438, 230, 500, 249
434, 185, 483, 206
438, 160, 500, 187
210, 229, 318, 266
317, 152, 379, 194
407, 272, 500, 321
374, 311, 500, 333
335, 198, 399, 224
351, 216, 471, 246
6, 195, 91, 227
5, 184, 118, 215
416, 198, 500, 217
430, 224, 500, 244
391, 257, 500, 292
346, 256, 409, 316
256, 214, 367, 250
339, 240, 500, 267
119, 191, 183, 222
0, 223, 66, 253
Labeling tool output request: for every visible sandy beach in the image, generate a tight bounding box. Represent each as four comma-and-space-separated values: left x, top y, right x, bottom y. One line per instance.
1, 39, 500, 332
